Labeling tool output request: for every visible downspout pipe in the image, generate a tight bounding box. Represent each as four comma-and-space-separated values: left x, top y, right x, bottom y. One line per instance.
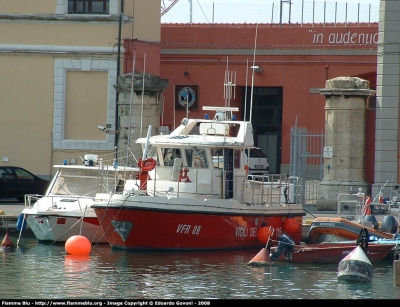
115, 0, 124, 153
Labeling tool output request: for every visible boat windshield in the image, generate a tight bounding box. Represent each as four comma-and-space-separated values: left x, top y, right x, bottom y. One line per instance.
147, 146, 159, 166
185, 148, 208, 168
49, 168, 125, 197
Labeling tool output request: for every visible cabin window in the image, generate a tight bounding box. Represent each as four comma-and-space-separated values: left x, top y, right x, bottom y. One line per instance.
212, 148, 241, 169
189, 148, 208, 168
234, 150, 241, 169
212, 148, 223, 169
184, 149, 193, 167
68, 0, 109, 14
163, 148, 182, 166
146, 146, 159, 166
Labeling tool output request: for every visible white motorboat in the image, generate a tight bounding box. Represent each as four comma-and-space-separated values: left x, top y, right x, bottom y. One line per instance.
19, 155, 138, 244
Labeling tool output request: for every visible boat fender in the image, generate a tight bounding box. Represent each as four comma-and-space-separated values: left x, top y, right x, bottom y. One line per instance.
16, 213, 26, 232
270, 234, 295, 261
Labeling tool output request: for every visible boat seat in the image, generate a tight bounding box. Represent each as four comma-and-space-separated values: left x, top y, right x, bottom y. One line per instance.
170, 158, 183, 181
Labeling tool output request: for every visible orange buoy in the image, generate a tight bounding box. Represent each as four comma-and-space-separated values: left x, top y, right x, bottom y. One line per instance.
283, 216, 300, 236
1, 232, 14, 249
246, 247, 273, 266
65, 235, 91, 256
257, 225, 273, 244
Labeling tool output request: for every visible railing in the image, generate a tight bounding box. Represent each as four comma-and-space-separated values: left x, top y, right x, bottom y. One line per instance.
133, 169, 302, 205
337, 192, 364, 221
246, 174, 302, 205
161, 1, 379, 26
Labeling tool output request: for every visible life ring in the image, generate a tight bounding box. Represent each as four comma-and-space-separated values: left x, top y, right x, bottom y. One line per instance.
140, 158, 157, 172
193, 156, 205, 168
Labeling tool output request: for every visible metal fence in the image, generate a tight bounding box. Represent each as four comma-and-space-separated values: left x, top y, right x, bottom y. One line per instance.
162, 1, 379, 26
290, 126, 325, 205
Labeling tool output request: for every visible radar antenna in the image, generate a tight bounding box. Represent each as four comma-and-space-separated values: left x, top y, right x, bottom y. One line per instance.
161, 0, 180, 16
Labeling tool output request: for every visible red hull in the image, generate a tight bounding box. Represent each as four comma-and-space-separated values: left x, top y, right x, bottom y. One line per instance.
93, 207, 303, 251
270, 243, 394, 263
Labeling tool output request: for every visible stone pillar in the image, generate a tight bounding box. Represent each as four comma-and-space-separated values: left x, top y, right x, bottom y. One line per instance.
114, 71, 169, 166
316, 77, 374, 211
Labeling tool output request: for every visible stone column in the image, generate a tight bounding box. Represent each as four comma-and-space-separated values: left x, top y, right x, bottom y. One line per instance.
316, 77, 374, 210
114, 71, 169, 166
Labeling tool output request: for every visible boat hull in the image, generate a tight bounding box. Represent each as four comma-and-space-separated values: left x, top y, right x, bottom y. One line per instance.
23, 212, 107, 243
270, 242, 394, 263
308, 217, 393, 243
92, 196, 304, 251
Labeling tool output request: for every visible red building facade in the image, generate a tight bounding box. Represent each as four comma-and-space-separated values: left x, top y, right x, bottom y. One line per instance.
125, 23, 378, 184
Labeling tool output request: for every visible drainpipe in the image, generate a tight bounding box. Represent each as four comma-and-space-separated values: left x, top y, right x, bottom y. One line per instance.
115, 0, 124, 153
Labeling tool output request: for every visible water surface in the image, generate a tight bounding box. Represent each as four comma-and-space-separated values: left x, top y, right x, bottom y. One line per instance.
1, 234, 399, 299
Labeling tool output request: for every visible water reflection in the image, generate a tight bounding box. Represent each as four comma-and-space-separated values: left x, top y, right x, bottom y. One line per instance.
1, 234, 399, 299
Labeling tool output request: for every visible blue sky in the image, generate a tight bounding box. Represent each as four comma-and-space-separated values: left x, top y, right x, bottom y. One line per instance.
161, 0, 380, 24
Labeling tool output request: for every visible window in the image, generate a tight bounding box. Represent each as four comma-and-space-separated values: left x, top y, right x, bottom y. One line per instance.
234, 150, 241, 169
192, 149, 208, 168
212, 148, 223, 169
68, 0, 109, 14
163, 148, 182, 166
15, 168, 35, 181
147, 146, 160, 166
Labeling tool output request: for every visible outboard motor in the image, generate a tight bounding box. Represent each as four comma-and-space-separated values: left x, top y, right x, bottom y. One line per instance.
381, 215, 399, 234
356, 227, 369, 253
270, 234, 295, 261
364, 215, 379, 230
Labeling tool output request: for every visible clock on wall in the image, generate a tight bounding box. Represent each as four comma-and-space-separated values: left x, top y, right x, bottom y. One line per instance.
175, 85, 199, 110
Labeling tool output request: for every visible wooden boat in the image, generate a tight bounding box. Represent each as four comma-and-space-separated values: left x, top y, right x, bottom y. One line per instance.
337, 245, 373, 283
91, 106, 305, 251
308, 217, 394, 243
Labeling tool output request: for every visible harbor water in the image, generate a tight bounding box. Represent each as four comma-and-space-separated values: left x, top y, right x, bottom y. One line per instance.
1, 232, 400, 300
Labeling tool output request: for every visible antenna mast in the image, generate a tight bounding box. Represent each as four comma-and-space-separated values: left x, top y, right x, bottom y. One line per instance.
224, 57, 236, 108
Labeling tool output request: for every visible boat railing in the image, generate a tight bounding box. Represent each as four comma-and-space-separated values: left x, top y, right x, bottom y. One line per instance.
140, 168, 301, 204
337, 192, 364, 221
245, 174, 302, 205
24, 194, 44, 208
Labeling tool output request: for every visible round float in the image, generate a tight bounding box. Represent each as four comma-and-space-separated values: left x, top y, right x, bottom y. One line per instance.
65, 235, 91, 256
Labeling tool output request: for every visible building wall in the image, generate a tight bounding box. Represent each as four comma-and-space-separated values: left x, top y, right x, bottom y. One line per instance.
0, 0, 161, 179
0, 0, 392, 194
373, 0, 400, 197
159, 24, 378, 182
